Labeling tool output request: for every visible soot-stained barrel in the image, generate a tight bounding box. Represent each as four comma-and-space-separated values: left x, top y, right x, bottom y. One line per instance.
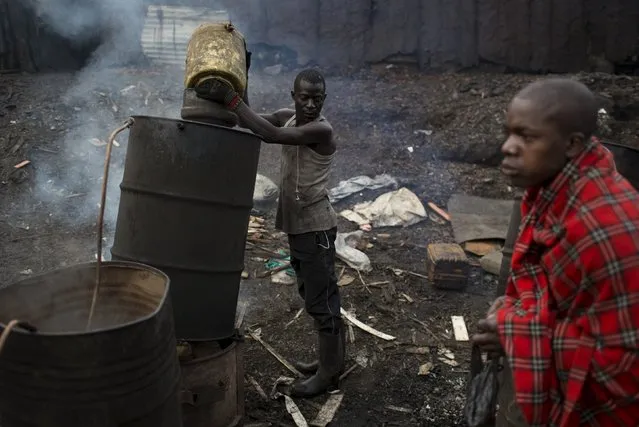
0, 261, 182, 427
111, 116, 262, 341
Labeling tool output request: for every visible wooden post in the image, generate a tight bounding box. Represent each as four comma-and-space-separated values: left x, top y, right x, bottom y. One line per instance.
0, 0, 39, 72
495, 195, 523, 297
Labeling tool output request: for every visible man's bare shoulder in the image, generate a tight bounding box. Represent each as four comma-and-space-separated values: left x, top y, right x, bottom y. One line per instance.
274, 109, 295, 125
319, 116, 333, 131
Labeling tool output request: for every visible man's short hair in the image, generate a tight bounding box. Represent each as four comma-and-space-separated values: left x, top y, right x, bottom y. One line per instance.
516, 78, 598, 139
294, 69, 326, 91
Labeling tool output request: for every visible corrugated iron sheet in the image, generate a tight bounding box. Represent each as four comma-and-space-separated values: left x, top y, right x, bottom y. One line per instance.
141, 5, 229, 66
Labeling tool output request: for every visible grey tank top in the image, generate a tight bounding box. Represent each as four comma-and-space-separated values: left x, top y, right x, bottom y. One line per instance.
275, 114, 338, 234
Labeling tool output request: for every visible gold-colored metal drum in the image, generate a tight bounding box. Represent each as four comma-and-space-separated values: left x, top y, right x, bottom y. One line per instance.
184, 23, 248, 95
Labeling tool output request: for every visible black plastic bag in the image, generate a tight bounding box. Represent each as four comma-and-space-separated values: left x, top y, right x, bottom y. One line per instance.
464, 345, 500, 427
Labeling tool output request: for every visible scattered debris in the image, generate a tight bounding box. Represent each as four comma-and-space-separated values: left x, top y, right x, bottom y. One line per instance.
386, 405, 413, 414
328, 174, 398, 203
249, 329, 303, 377
597, 108, 612, 136
339, 363, 360, 381
337, 274, 356, 287
285, 308, 305, 328
247, 375, 269, 401
438, 348, 459, 366
261, 255, 294, 279
310, 393, 344, 427
426, 243, 470, 290
401, 292, 414, 303
335, 231, 372, 272
451, 316, 469, 341
391, 268, 429, 280
359, 223, 372, 232
406, 347, 430, 355
356, 269, 372, 294
272, 270, 296, 285
447, 194, 515, 244
246, 241, 287, 258
427, 201, 450, 222
247, 216, 267, 238
340, 188, 426, 228
271, 377, 309, 427
13, 160, 30, 169
464, 240, 502, 256
347, 323, 355, 343
340, 308, 396, 341
480, 250, 503, 276
418, 362, 434, 376
253, 174, 279, 206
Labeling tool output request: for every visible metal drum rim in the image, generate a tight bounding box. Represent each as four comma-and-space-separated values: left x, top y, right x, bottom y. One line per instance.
179, 340, 238, 367
129, 115, 260, 138
0, 260, 171, 338
602, 140, 639, 153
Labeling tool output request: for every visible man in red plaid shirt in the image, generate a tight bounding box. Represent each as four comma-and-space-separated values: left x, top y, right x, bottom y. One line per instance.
472, 78, 639, 426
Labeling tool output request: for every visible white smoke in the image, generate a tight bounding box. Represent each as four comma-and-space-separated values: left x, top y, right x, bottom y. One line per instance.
28, 0, 184, 241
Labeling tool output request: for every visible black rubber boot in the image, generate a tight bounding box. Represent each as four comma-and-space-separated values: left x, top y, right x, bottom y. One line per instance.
289, 331, 344, 398
293, 327, 346, 374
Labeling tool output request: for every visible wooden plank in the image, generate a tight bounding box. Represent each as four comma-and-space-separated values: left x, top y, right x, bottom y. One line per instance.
451, 316, 469, 341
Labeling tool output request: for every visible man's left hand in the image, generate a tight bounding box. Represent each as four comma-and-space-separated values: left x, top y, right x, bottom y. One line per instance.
471, 315, 503, 357
194, 77, 236, 105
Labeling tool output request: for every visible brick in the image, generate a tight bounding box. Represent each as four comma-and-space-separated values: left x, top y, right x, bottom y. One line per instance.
426, 243, 469, 290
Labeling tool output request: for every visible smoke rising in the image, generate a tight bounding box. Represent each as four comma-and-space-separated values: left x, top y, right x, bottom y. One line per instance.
27, 0, 183, 251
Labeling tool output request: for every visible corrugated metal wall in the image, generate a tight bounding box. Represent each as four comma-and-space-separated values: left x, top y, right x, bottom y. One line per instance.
140, 5, 228, 66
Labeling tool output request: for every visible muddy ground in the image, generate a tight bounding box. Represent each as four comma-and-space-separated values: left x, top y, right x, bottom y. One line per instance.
0, 65, 638, 426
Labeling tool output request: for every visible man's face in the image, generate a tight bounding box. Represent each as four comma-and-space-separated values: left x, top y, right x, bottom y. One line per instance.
501, 97, 571, 188
291, 80, 326, 122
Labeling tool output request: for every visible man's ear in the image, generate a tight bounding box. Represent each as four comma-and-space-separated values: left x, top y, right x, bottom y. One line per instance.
566, 132, 586, 158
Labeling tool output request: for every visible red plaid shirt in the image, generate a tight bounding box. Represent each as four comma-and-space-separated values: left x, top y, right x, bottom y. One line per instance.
496, 140, 639, 426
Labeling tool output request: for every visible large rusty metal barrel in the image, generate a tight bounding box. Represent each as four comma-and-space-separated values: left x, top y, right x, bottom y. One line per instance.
111, 116, 261, 341
0, 261, 182, 427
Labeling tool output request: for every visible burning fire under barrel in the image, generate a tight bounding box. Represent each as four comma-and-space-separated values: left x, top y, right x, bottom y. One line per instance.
109, 22, 259, 427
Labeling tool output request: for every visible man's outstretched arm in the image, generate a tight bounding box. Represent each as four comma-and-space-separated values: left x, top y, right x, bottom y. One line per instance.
234, 102, 331, 145
195, 78, 331, 146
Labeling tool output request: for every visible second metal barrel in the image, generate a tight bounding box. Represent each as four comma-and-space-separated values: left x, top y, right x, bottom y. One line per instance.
0, 261, 182, 427
111, 116, 262, 340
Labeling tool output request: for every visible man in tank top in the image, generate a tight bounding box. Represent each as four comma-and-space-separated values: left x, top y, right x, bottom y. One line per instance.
194, 69, 344, 398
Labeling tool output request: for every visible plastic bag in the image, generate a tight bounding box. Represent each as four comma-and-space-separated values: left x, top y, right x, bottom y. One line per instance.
464, 345, 499, 427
